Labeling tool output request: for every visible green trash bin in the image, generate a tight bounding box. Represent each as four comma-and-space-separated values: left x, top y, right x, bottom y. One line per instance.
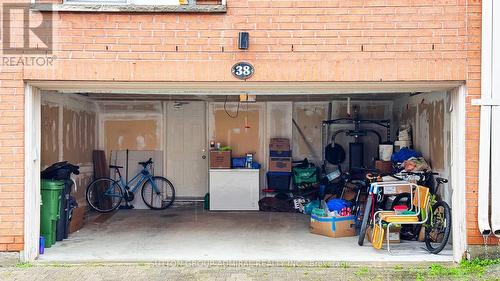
40, 180, 64, 248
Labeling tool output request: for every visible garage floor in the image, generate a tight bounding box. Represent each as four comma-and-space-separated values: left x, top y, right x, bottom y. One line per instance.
38, 204, 453, 263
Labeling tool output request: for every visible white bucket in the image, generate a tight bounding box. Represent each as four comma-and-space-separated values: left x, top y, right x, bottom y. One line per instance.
379, 144, 394, 161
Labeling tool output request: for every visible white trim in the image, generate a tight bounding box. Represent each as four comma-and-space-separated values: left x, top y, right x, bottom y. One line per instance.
23, 85, 41, 262
478, 0, 494, 237
471, 98, 500, 106
491, 0, 500, 237
162, 102, 168, 181
27, 81, 464, 95
451, 86, 467, 262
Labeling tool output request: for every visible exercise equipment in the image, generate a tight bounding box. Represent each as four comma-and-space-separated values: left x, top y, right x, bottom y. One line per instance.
321, 106, 391, 173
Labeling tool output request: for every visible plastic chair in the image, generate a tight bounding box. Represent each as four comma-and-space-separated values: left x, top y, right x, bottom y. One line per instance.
372, 185, 430, 254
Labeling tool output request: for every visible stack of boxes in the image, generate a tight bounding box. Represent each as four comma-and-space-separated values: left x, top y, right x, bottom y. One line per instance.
266, 138, 292, 192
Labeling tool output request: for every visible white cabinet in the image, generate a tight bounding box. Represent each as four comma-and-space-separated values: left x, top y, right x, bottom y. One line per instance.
209, 169, 260, 211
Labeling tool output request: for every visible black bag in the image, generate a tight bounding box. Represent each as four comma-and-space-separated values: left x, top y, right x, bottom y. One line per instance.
41, 161, 80, 180
258, 197, 296, 212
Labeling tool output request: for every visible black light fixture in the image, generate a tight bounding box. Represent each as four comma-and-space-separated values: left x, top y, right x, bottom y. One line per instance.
238, 32, 249, 50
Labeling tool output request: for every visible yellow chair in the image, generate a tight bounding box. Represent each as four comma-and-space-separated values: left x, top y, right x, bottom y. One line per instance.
371, 185, 430, 253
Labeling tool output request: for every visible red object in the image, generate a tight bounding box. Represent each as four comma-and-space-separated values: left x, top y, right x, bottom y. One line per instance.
262, 189, 276, 193
393, 205, 409, 214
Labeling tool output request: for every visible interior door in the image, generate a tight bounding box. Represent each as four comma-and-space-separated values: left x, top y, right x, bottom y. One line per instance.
166, 101, 207, 199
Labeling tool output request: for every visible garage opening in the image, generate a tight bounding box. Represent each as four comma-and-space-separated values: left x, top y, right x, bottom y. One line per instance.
33, 88, 460, 263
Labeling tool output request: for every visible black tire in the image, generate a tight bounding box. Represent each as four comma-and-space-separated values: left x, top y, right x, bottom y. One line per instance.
86, 177, 123, 213
141, 176, 176, 210
358, 195, 373, 246
425, 200, 452, 254
391, 192, 412, 210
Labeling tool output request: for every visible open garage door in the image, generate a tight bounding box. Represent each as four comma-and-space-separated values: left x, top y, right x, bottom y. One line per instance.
24, 82, 466, 263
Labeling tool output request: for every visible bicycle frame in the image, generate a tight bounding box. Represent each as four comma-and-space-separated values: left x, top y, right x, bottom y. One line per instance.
105, 165, 161, 198
425, 194, 439, 228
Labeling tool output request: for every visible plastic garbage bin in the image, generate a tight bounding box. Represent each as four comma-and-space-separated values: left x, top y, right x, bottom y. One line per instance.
41, 162, 79, 242
56, 179, 73, 241
40, 180, 64, 248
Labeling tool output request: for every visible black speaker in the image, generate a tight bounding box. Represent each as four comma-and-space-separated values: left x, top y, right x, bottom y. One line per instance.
238, 32, 249, 50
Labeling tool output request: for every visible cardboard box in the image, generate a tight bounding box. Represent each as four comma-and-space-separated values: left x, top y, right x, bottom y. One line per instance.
310, 215, 356, 238
269, 157, 292, 172
269, 138, 290, 152
375, 160, 392, 174
269, 150, 292, 157
366, 226, 401, 244
69, 206, 86, 234
383, 185, 412, 195
210, 150, 231, 169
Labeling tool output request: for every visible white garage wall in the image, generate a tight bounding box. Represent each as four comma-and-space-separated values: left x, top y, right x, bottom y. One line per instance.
393, 91, 452, 204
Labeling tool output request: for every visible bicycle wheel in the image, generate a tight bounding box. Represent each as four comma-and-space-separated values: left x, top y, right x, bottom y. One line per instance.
86, 177, 123, 213
141, 176, 175, 210
425, 200, 452, 254
358, 195, 373, 246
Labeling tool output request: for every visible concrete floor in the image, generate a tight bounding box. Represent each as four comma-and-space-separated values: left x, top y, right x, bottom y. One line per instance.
38, 204, 453, 263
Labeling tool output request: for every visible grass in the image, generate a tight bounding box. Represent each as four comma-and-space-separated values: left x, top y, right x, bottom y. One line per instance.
354, 266, 369, 277
15, 262, 32, 269
394, 265, 403, 271
426, 258, 500, 279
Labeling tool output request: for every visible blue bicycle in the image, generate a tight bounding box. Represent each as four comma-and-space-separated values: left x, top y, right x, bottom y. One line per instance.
86, 158, 175, 212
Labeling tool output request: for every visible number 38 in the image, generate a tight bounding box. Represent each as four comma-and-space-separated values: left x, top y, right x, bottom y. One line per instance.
232, 63, 254, 79
234, 65, 252, 76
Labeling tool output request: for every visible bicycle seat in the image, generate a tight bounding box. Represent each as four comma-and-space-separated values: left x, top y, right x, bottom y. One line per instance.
436, 177, 448, 184
139, 158, 153, 167
109, 165, 123, 169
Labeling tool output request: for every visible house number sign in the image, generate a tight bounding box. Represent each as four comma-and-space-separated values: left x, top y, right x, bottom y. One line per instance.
231, 62, 254, 80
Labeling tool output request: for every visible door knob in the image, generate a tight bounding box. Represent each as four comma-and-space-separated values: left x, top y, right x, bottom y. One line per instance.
202, 155, 206, 159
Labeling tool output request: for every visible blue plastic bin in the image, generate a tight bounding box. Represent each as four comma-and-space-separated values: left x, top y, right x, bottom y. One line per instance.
266, 172, 291, 192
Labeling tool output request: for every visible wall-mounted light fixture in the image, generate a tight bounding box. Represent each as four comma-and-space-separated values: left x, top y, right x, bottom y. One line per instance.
238, 32, 249, 50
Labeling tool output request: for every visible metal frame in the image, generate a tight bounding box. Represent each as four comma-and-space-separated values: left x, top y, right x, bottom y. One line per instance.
371, 181, 429, 254
321, 117, 391, 169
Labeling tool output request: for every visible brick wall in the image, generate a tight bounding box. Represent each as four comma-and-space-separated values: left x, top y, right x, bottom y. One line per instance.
0, 0, 494, 252
23, 0, 471, 82
0, 50, 25, 252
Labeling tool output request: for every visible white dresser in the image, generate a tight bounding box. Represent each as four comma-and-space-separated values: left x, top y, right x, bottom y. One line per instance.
209, 169, 260, 211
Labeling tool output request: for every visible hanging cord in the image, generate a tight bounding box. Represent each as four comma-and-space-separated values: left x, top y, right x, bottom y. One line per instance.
224, 95, 240, 118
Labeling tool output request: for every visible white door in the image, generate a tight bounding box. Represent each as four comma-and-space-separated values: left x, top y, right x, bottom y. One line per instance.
166, 101, 208, 199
